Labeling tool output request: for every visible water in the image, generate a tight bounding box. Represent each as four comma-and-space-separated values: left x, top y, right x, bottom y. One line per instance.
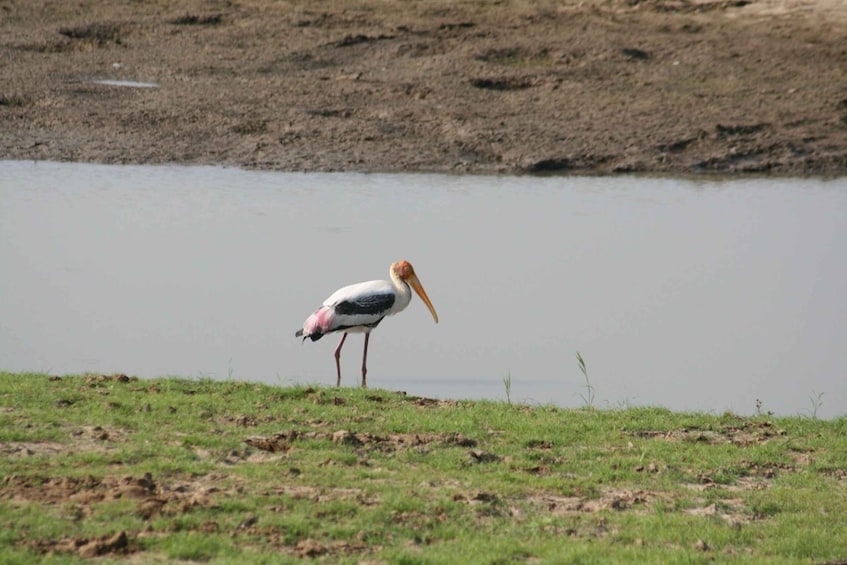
87, 80, 159, 88
1, 160, 845, 418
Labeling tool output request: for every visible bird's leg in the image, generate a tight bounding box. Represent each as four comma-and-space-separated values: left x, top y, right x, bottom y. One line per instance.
334, 333, 348, 387
361, 333, 370, 388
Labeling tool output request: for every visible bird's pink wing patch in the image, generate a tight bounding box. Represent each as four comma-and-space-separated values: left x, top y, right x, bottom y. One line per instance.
303, 306, 335, 335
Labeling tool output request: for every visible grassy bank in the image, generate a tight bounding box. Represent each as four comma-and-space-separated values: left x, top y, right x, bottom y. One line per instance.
1, 372, 846, 563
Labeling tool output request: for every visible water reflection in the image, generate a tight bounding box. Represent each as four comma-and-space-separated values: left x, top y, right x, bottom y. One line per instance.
1, 161, 845, 417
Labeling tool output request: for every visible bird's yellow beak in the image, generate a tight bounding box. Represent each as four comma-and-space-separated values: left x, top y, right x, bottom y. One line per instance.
408, 274, 439, 324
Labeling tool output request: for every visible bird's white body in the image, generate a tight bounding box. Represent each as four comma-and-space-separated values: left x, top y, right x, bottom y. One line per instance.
295, 261, 438, 387
317, 276, 412, 334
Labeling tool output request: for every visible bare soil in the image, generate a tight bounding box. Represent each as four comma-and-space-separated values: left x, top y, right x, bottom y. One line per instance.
2, 0, 846, 175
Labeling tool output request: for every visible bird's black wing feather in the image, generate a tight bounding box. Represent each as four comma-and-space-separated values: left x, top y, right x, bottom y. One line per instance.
335, 292, 395, 315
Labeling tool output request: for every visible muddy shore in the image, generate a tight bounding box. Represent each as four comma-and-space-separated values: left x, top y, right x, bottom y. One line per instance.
2, 0, 846, 175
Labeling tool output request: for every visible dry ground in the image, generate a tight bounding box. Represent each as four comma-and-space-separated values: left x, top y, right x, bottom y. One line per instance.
2, 0, 846, 174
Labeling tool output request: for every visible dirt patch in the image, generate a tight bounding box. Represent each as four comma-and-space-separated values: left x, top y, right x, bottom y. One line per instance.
628, 420, 786, 445
683, 499, 751, 527
3, 471, 229, 558
1, 0, 845, 175
1, 423, 131, 459
245, 429, 478, 453
2, 472, 222, 516
525, 488, 663, 516
301, 388, 461, 409
452, 488, 680, 539
1, 440, 68, 458
522, 485, 759, 528
264, 484, 374, 507
24, 531, 133, 559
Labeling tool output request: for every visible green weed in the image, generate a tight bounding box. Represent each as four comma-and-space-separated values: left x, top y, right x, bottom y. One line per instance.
576, 351, 595, 409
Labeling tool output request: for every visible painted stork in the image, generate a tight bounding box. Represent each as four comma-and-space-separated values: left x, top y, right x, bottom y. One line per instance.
295, 260, 439, 387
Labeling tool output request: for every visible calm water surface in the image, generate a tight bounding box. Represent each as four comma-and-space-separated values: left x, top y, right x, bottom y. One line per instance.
1, 161, 845, 418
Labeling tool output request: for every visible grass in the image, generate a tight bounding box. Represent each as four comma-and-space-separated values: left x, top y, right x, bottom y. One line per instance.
576, 351, 595, 410
806, 391, 824, 420
1, 371, 846, 563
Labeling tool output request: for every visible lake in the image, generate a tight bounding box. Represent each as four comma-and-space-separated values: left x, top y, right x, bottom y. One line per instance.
1, 161, 845, 418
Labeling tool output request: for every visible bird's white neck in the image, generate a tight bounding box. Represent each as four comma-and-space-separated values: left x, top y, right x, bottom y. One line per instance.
389, 270, 413, 315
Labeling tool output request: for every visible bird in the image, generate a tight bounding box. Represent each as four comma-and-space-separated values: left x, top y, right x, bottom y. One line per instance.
295, 260, 439, 388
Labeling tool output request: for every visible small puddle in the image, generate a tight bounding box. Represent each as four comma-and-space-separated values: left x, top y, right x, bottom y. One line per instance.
88, 79, 159, 88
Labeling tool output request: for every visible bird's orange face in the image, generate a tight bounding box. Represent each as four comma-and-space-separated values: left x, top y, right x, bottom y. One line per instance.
393, 260, 414, 280
393, 260, 439, 324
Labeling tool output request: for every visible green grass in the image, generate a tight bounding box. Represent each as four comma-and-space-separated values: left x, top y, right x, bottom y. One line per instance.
1, 372, 846, 563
